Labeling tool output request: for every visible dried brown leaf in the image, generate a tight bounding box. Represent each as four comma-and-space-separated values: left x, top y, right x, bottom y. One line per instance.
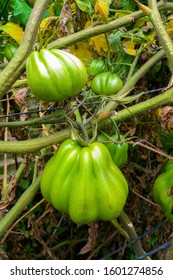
14, 87, 28, 107
78, 222, 98, 255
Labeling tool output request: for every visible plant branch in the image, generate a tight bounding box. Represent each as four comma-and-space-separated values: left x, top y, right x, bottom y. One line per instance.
0, 86, 173, 154
0, 0, 50, 98
0, 175, 41, 238
0, 108, 65, 127
47, 1, 173, 50
119, 211, 151, 260
147, 0, 173, 73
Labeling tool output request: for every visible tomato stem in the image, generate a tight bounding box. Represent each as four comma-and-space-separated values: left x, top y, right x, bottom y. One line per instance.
111, 219, 130, 242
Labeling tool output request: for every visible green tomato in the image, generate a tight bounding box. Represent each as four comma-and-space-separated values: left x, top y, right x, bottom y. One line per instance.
97, 134, 128, 168
88, 59, 106, 76
40, 139, 128, 224
91, 71, 123, 96
4, 43, 19, 61
153, 162, 173, 221
26, 48, 88, 102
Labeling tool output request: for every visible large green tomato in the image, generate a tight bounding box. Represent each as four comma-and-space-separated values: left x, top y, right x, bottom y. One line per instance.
97, 134, 128, 168
91, 72, 123, 96
40, 139, 128, 224
26, 49, 88, 102
153, 161, 173, 221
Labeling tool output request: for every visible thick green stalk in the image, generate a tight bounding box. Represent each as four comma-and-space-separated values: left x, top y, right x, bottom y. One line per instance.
0, 0, 50, 98
111, 87, 173, 122
0, 128, 70, 154
0, 108, 65, 128
147, 0, 173, 73
47, 1, 173, 50
119, 211, 151, 260
0, 87, 173, 154
0, 176, 41, 238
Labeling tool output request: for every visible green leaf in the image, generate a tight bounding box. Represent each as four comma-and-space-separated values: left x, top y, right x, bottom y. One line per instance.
12, 0, 32, 26
75, 0, 92, 13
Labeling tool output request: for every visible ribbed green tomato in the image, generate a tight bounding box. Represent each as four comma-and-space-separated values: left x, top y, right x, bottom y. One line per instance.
4, 43, 19, 61
40, 139, 128, 224
97, 134, 128, 168
153, 161, 173, 221
91, 72, 123, 95
26, 49, 88, 102
88, 59, 106, 76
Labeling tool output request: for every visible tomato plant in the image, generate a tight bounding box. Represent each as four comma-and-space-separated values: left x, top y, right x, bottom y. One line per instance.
26, 48, 88, 102
40, 139, 128, 224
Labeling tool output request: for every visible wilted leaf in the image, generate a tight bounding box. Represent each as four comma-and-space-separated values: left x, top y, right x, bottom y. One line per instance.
90, 34, 108, 56
14, 87, 28, 107
57, 0, 73, 38
156, 106, 173, 132
0, 22, 24, 43
95, 0, 111, 21
40, 17, 58, 31
123, 40, 136, 55
78, 222, 98, 255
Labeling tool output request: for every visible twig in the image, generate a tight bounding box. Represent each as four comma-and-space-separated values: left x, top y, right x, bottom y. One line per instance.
2, 95, 10, 191
0, 175, 41, 238
147, 0, 173, 74
119, 210, 151, 260
0, 198, 45, 244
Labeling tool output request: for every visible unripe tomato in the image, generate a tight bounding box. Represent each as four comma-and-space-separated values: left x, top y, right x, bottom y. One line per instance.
153, 161, 173, 221
4, 43, 19, 61
26, 48, 88, 102
97, 133, 128, 168
88, 59, 106, 76
91, 71, 123, 95
40, 139, 128, 224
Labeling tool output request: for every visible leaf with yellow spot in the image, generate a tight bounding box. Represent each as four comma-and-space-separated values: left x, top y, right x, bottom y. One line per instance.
123, 41, 136, 56
95, 0, 111, 21
0, 22, 24, 43
90, 34, 108, 56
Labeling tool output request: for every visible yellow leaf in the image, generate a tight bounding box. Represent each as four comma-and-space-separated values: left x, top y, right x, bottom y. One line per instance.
90, 34, 108, 56
95, 0, 111, 21
166, 20, 173, 38
123, 41, 136, 56
40, 16, 58, 30
0, 22, 24, 43
68, 41, 94, 66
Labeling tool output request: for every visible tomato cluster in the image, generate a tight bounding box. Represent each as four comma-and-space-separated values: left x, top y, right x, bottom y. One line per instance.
88, 59, 123, 96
